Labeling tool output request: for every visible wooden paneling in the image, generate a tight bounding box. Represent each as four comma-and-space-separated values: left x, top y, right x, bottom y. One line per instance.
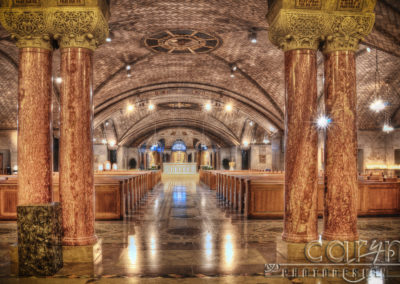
95, 184, 121, 219
0, 186, 17, 219
360, 183, 400, 215
249, 183, 283, 218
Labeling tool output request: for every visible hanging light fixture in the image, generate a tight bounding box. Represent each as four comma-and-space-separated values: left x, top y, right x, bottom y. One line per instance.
126, 64, 132, 78
383, 124, 394, 133
229, 63, 237, 78
249, 27, 257, 44
370, 99, 386, 113
382, 112, 394, 133
370, 49, 387, 113
106, 30, 114, 42
149, 114, 159, 150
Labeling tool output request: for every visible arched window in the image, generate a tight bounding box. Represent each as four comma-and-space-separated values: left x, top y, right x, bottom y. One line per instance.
171, 140, 187, 152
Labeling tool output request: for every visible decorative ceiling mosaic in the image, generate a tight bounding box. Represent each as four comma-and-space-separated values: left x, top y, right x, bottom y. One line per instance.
144, 29, 220, 54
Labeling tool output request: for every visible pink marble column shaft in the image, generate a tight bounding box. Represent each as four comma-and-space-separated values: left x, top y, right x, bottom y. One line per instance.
59, 47, 97, 246
17, 48, 52, 205
282, 49, 318, 243
322, 51, 358, 241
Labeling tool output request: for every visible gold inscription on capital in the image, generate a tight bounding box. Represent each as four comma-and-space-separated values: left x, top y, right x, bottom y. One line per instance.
295, 0, 321, 9
57, 0, 85, 6
13, 0, 40, 6
338, 0, 362, 11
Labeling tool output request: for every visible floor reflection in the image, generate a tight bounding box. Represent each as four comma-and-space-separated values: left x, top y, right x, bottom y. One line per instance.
222, 233, 235, 270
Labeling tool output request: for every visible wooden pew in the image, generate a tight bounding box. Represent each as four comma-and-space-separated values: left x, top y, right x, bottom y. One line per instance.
0, 170, 161, 220
209, 170, 400, 218
199, 170, 217, 190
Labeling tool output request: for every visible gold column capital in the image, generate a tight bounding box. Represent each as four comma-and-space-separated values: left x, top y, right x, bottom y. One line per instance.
0, 9, 52, 50
267, 0, 377, 52
322, 13, 375, 53
268, 10, 323, 51
50, 7, 109, 50
0, 0, 110, 51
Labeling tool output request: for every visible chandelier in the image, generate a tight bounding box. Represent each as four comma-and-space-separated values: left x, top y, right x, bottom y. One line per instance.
369, 50, 387, 113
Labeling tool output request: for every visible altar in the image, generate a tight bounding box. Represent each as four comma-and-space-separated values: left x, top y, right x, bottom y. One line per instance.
163, 163, 197, 174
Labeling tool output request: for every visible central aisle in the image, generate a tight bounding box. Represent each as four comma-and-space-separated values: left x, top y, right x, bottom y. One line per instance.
96, 174, 276, 277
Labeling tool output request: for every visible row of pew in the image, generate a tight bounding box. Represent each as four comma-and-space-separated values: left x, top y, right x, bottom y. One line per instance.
0, 170, 161, 220
200, 170, 400, 218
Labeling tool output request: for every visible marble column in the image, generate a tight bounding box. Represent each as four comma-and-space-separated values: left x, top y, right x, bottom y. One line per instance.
322, 51, 358, 241
17, 48, 52, 205
59, 47, 97, 246
282, 49, 318, 243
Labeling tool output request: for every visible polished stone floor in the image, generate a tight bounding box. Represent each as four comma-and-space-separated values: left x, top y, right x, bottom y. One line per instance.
0, 174, 399, 283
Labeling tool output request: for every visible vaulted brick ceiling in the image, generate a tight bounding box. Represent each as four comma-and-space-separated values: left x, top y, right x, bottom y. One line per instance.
0, 0, 399, 146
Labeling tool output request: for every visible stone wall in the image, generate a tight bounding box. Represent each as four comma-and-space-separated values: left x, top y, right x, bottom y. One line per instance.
1, 129, 397, 174
358, 129, 400, 168
316, 129, 400, 173
127, 147, 139, 169
250, 144, 272, 170
218, 147, 242, 170
93, 144, 108, 169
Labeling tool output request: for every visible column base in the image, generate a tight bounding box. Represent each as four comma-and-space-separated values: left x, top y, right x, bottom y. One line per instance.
276, 240, 308, 263
62, 235, 98, 246
282, 231, 318, 243
63, 238, 102, 264
277, 238, 369, 264
61, 239, 103, 276
322, 231, 359, 241
16, 203, 63, 276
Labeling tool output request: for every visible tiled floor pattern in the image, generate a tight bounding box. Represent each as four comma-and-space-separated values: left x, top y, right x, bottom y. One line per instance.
0, 174, 399, 283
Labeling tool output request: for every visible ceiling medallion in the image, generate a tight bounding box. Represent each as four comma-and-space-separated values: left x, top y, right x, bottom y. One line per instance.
144, 30, 220, 54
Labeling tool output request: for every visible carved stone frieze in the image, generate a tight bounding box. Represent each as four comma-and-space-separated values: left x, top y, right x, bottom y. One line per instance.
0, 0, 109, 50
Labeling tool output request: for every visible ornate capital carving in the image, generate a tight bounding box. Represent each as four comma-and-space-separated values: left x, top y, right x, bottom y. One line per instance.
267, 1, 377, 52
0, 10, 52, 50
322, 13, 375, 53
0, 0, 109, 50
268, 10, 323, 51
50, 8, 108, 50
